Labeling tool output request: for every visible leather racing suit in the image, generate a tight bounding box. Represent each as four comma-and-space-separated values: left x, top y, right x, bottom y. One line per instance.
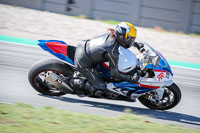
74, 33, 143, 93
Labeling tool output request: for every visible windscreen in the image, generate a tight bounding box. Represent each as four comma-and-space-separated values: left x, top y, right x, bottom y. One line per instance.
143, 43, 173, 75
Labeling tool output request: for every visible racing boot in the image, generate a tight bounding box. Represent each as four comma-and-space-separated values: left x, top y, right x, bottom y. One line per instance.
94, 90, 104, 98
84, 81, 104, 98
130, 74, 140, 83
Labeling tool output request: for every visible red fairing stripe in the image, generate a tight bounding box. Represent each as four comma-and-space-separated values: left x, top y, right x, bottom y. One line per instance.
137, 83, 160, 89
153, 69, 167, 72
101, 63, 110, 69
46, 42, 67, 56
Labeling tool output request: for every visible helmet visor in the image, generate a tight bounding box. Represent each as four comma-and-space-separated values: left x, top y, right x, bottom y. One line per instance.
126, 35, 135, 45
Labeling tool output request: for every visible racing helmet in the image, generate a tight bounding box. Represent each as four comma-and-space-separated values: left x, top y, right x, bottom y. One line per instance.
114, 22, 137, 49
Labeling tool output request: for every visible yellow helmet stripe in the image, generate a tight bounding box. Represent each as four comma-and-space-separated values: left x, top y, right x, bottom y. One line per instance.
126, 22, 137, 38
125, 33, 128, 39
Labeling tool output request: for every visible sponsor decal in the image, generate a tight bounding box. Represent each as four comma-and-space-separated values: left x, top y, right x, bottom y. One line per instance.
157, 72, 164, 81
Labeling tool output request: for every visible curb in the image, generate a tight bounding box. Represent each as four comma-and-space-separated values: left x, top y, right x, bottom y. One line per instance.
0, 35, 38, 46
0, 35, 200, 70
167, 60, 200, 70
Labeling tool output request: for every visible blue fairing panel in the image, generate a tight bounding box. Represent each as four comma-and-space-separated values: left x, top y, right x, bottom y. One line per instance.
113, 82, 154, 94
38, 40, 75, 65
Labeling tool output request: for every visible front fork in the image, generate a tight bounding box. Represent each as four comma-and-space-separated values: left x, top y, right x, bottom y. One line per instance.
146, 87, 172, 106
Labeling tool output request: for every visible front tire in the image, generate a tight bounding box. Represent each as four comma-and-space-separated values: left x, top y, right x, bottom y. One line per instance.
138, 83, 181, 110
28, 59, 74, 96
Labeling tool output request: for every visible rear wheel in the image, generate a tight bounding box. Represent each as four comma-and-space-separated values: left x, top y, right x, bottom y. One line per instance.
28, 59, 74, 96
138, 83, 181, 110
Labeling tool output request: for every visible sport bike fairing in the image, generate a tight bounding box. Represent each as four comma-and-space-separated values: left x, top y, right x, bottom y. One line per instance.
38, 40, 74, 65
144, 43, 173, 75
38, 40, 173, 95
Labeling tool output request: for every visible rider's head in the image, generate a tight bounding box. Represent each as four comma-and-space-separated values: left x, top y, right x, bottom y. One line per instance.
114, 22, 137, 49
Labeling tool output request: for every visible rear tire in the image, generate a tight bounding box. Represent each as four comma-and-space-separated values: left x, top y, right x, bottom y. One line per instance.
28, 59, 74, 96
138, 83, 181, 110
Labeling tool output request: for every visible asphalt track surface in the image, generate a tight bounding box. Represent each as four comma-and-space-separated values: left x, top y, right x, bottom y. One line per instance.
0, 42, 200, 129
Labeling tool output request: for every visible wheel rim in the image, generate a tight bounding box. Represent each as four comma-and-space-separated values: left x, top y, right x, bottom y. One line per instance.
142, 87, 175, 108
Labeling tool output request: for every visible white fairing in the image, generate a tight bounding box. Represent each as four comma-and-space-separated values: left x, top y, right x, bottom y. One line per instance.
139, 71, 173, 87
118, 46, 137, 73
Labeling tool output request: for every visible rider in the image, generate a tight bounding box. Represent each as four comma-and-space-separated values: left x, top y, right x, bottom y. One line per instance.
74, 22, 145, 97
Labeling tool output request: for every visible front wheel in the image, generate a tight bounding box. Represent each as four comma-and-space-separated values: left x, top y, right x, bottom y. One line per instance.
138, 83, 181, 110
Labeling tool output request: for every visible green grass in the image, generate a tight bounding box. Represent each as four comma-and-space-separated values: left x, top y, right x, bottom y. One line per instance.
0, 103, 199, 133
101, 20, 120, 25
73, 16, 200, 38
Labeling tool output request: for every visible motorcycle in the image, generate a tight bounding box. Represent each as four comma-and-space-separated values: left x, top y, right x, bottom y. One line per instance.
28, 40, 181, 110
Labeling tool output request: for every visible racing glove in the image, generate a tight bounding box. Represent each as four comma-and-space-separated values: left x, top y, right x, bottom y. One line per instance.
137, 69, 146, 77
133, 42, 145, 53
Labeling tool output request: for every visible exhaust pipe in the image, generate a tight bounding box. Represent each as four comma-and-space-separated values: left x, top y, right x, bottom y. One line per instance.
44, 72, 73, 93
